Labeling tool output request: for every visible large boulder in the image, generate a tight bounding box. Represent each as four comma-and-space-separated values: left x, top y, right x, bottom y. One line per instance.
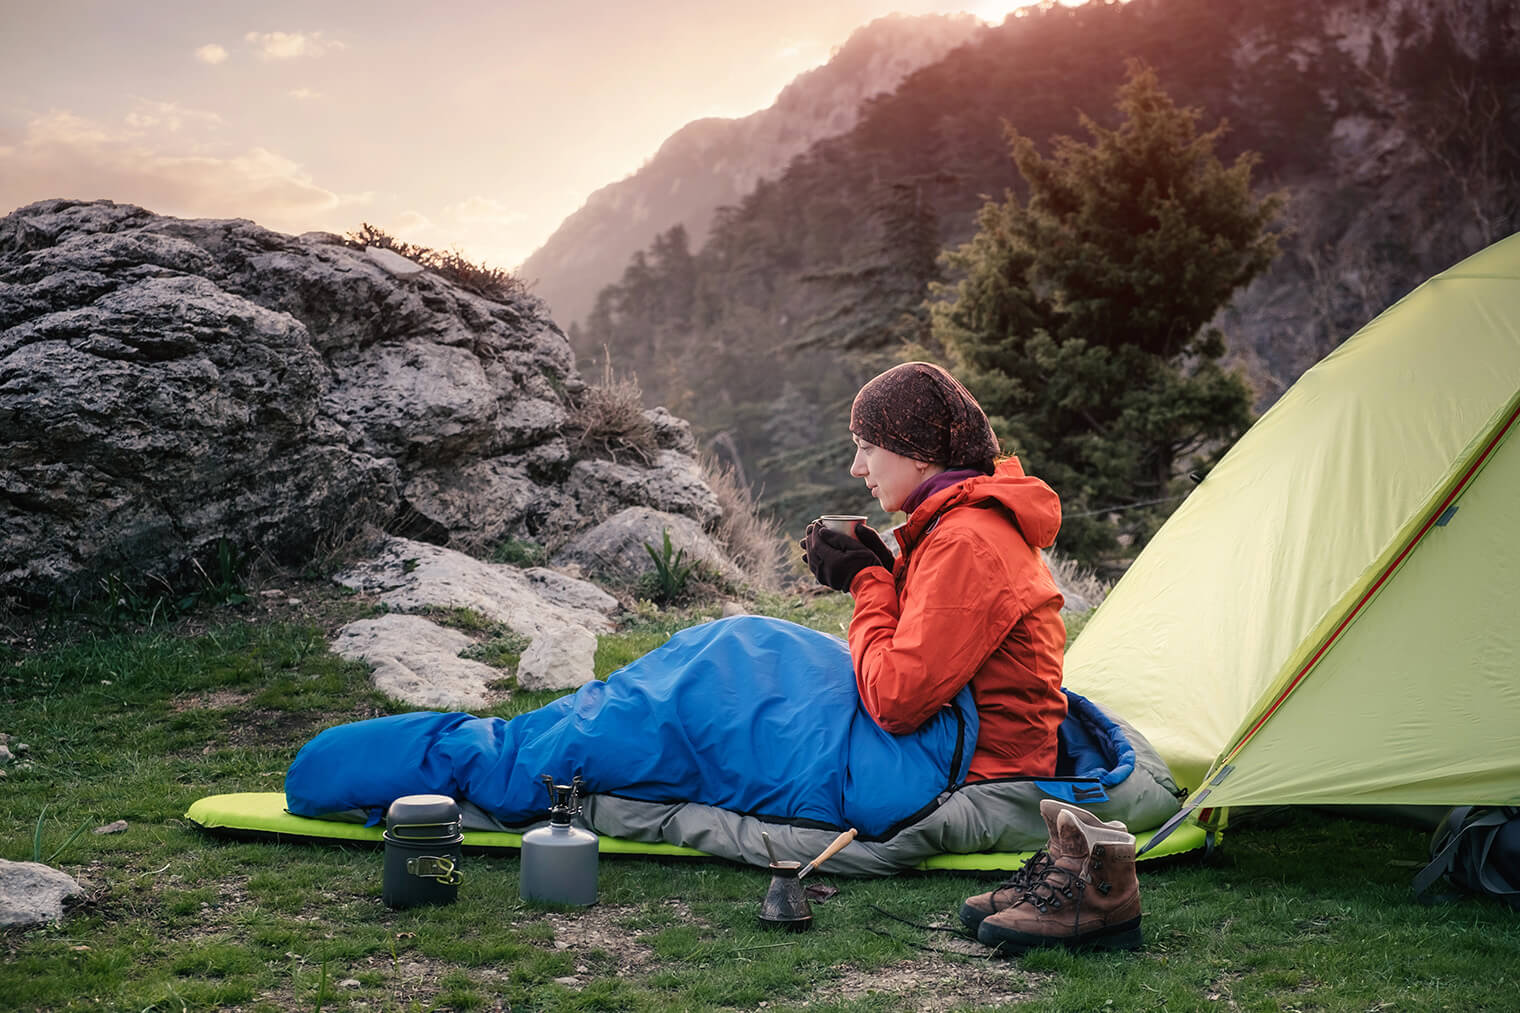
0, 200, 736, 603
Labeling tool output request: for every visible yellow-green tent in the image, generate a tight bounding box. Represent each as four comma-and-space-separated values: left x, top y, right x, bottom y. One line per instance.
1064, 233, 1520, 834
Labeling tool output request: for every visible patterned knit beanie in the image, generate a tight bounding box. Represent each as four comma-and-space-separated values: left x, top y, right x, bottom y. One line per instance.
849, 362, 1000, 474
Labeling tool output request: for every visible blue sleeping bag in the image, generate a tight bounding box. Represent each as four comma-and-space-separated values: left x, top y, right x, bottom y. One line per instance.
286, 615, 976, 837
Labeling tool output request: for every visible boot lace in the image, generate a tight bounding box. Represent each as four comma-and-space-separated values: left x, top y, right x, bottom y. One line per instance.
1016, 844, 1113, 915
990, 848, 1055, 906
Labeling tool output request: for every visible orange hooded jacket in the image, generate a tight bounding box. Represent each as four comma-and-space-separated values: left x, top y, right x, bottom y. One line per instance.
847, 456, 1068, 781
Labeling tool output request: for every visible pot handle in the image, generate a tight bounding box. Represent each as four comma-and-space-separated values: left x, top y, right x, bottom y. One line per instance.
798, 827, 857, 879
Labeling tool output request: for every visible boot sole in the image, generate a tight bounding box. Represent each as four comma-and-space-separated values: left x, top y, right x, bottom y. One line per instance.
977, 915, 1143, 955
958, 901, 994, 933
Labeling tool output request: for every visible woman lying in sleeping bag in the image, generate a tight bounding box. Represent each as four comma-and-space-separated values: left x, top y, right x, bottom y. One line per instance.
285, 362, 1068, 838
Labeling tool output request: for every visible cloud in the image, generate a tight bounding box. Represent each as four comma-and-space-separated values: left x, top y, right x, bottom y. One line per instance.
446, 196, 526, 228
774, 41, 823, 63
391, 210, 434, 235
123, 99, 222, 133
195, 43, 228, 65
0, 109, 361, 235
287, 88, 322, 101
244, 31, 345, 61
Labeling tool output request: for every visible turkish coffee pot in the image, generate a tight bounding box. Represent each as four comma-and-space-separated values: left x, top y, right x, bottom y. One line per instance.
757, 827, 858, 931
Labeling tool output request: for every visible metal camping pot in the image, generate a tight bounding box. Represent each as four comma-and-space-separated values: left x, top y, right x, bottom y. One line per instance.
382, 793, 464, 909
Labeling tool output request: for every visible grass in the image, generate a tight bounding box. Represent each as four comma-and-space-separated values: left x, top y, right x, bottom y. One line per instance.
3, 583, 1519, 1011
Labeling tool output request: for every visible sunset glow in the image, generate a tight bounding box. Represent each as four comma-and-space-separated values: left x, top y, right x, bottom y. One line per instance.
0, 1, 1076, 274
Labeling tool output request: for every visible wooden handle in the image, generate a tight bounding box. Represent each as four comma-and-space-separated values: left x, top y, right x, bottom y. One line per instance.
798, 828, 857, 878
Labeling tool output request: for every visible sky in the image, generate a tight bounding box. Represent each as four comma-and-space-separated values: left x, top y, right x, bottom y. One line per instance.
0, 1, 1047, 274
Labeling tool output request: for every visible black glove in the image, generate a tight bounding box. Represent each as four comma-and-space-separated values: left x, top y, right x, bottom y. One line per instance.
852, 523, 896, 571
802, 523, 891, 592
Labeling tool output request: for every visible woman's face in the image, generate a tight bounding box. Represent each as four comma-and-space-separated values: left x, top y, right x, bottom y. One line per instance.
849, 436, 943, 514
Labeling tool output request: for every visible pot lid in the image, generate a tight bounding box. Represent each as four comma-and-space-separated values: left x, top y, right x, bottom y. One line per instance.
385, 793, 460, 828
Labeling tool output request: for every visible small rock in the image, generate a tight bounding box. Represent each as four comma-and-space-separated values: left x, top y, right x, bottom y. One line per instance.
0, 859, 85, 928
552, 976, 581, 987
16, 742, 30, 753
552, 940, 570, 949
365, 245, 425, 278
340, 978, 362, 989
260, 589, 285, 598
0, 744, 12, 766
92, 820, 129, 835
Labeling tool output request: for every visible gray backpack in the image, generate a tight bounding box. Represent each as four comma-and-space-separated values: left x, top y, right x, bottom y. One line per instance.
1412, 806, 1520, 909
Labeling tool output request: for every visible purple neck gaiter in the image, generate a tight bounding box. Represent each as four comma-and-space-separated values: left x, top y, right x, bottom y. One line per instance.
902, 468, 983, 516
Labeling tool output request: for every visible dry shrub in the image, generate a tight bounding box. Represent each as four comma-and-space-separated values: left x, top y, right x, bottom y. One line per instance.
345, 223, 529, 302
700, 452, 784, 592
1043, 548, 1111, 614
566, 360, 658, 464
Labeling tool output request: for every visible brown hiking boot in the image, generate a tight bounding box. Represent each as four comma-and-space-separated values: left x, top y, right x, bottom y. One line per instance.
975, 807, 1142, 954
958, 798, 1126, 932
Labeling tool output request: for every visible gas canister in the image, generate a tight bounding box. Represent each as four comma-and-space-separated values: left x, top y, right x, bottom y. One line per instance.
520, 775, 598, 906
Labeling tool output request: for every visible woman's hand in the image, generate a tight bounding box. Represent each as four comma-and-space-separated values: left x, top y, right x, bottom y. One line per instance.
802, 522, 892, 592
851, 524, 896, 571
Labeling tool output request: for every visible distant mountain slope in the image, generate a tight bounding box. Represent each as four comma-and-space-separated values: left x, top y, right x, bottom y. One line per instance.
519, 12, 983, 330
566, 0, 1520, 535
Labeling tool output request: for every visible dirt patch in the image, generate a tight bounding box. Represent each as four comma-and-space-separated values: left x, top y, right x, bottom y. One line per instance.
529, 898, 699, 982
217, 706, 376, 749
816, 952, 1044, 1010
243, 948, 465, 1013
170, 688, 255, 712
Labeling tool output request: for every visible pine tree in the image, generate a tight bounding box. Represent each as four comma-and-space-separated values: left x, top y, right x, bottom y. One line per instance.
931, 61, 1283, 567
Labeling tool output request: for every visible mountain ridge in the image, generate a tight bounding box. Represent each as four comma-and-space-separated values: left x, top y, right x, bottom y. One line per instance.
519, 12, 984, 329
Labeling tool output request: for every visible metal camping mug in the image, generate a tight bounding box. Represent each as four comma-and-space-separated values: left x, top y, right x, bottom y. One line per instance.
382, 794, 464, 909
818, 514, 867, 535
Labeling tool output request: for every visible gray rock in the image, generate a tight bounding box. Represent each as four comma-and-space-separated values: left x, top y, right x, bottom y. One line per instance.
644, 406, 697, 455
0, 859, 84, 928
332, 538, 618, 700
552, 506, 741, 586
516, 624, 599, 692
0, 200, 732, 603
401, 451, 582, 553
336, 536, 618, 641
567, 451, 722, 529
332, 614, 500, 710
364, 245, 425, 279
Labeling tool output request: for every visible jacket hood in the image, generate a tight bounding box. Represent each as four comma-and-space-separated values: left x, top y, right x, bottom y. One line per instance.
903, 457, 1062, 549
